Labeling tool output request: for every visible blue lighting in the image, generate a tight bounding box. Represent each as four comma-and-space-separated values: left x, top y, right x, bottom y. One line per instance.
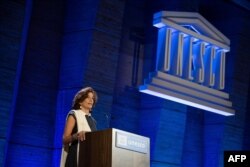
181, 25, 201, 34
140, 11, 234, 116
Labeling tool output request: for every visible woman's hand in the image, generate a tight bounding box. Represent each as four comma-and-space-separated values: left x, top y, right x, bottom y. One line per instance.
76, 131, 86, 141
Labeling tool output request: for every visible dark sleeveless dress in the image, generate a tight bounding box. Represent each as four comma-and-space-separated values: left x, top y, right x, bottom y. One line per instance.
65, 111, 97, 167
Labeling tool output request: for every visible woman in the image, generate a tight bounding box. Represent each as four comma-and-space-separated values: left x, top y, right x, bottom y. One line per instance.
60, 87, 98, 167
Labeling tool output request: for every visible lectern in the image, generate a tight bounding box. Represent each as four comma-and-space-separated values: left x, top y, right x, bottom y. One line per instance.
78, 128, 150, 167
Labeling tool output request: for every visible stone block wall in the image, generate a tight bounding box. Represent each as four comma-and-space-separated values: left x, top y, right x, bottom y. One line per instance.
3, 0, 65, 166
0, 0, 250, 167
0, 1, 26, 166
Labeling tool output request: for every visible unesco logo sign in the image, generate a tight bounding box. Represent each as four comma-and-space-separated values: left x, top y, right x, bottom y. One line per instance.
116, 132, 149, 154
139, 11, 234, 116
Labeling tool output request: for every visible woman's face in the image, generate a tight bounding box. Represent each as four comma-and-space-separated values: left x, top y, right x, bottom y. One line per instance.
79, 92, 94, 111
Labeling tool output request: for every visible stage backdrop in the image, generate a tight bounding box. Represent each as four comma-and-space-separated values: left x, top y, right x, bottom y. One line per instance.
0, 0, 250, 167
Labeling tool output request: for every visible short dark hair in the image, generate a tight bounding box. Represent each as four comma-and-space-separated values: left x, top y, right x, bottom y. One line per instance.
72, 87, 98, 110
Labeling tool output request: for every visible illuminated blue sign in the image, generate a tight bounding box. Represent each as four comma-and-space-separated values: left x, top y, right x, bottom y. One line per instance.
139, 11, 235, 116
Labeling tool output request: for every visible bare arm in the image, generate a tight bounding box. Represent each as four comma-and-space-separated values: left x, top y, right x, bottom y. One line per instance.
62, 115, 86, 145
63, 115, 76, 145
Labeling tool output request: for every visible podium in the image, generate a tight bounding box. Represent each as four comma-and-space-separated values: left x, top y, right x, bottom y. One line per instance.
78, 128, 150, 167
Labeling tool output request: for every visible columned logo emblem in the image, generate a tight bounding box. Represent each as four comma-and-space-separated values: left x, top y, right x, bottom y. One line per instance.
139, 11, 234, 116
